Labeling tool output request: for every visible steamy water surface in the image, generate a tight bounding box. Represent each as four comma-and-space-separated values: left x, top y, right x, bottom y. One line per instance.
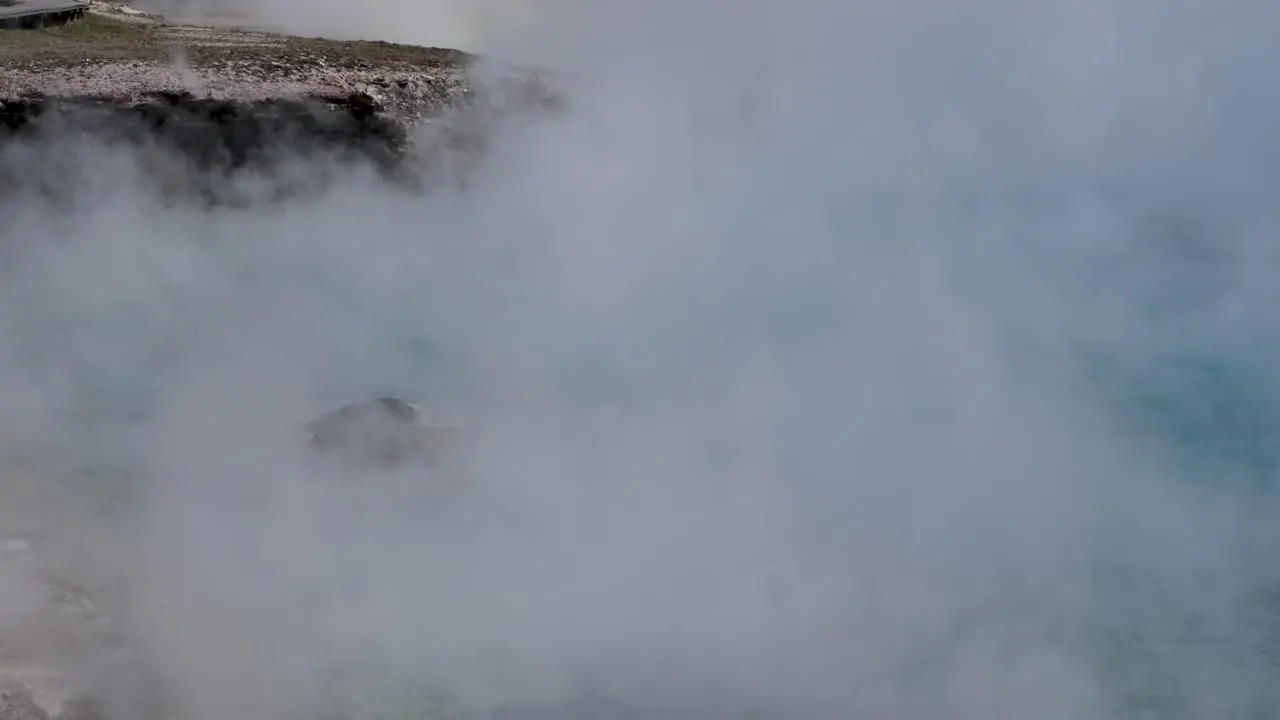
3, 1, 1280, 718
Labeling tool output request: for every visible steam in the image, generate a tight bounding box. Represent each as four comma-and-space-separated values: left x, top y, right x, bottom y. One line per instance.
4, 0, 1280, 718
131, 0, 551, 50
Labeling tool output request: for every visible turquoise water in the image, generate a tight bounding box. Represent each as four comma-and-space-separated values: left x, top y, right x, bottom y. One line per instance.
4, 27, 1280, 713
4, 205, 1280, 718
1101, 352, 1280, 492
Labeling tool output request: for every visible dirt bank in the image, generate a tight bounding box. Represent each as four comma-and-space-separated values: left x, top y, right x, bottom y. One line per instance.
1, 9, 556, 205
1, 10, 472, 115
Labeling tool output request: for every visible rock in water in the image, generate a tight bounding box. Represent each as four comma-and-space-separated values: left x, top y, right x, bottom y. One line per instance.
304, 398, 457, 468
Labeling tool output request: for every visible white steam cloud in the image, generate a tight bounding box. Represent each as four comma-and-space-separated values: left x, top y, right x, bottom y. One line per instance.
132, 0, 552, 50
3, 0, 1280, 718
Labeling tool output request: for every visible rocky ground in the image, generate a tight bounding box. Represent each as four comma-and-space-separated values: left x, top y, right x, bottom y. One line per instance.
0, 8, 554, 717
1, 2, 473, 118
0, 536, 110, 720
0, 2, 557, 205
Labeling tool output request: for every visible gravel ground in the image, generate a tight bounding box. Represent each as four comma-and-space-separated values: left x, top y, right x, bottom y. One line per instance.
0, 1, 559, 205
0, 5, 479, 122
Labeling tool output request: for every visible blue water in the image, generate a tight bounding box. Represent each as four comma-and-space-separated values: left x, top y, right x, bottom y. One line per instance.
6, 25, 1280, 712
2, 193, 1279, 718
1098, 352, 1280, 492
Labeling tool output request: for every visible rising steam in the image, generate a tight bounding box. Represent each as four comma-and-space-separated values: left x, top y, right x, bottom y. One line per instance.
2, 0, 1280, 718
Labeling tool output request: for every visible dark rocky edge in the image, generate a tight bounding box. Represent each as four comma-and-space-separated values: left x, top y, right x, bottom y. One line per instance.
1, 90, 407, 164
0, 74, 559, 208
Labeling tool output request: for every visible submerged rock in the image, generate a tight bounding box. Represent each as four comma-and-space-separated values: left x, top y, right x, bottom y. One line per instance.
304, 397, 459, 469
